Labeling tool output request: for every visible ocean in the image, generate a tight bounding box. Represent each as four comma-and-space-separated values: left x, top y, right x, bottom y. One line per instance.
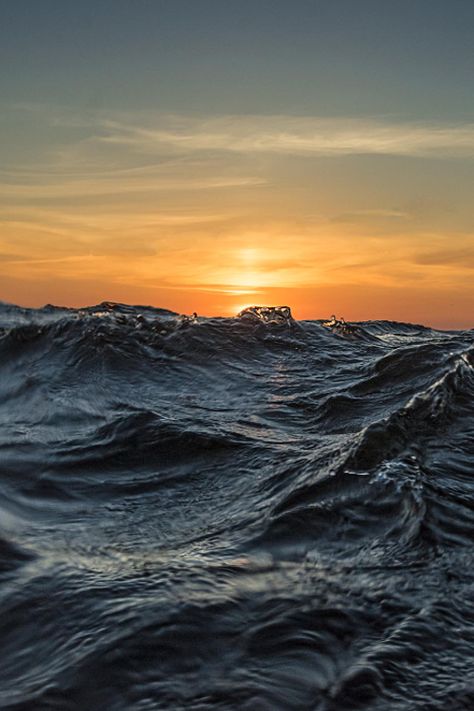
0, 301, 473, 710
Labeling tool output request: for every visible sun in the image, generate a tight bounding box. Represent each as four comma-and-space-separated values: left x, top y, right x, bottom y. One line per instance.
230, 302, 255, 316
229, 303, 254, 316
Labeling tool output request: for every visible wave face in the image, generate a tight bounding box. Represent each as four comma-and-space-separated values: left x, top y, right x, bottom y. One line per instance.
0, 301, 473, 710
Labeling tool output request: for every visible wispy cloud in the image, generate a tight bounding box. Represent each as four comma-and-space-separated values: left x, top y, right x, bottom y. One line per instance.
414, 246, 474, 268
96, 114, 474, 158
0, 174, 264, 200
331, 208, 411, 223
3, 106, 473, 207
11, 103, 474, 160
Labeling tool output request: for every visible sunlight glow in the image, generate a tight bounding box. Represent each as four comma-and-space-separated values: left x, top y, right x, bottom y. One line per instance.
232, 303, 256, 316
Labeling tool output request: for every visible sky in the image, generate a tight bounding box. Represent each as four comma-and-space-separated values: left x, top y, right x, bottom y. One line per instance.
1, 0, 473, 327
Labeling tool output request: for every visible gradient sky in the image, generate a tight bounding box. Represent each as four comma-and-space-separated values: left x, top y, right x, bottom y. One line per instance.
1, 0, 473, 327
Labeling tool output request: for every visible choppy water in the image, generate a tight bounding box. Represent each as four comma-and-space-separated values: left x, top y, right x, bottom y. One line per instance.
0, 301, 473, 710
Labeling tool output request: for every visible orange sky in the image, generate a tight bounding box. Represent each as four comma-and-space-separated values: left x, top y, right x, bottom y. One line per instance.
2, 112, 474, 333
2, 214, 473, 329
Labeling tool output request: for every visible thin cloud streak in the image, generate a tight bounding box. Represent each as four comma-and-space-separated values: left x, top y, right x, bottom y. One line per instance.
97, 115, 474, 158
0, 175, 265, 200
10, 104, 474, 159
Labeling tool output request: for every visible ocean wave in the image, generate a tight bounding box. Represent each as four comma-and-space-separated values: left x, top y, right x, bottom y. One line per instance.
0, 302, 473, 709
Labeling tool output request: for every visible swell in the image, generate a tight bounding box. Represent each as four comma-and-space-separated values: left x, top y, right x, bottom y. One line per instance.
0, 303, 440, 383
257, 348, 474, 556
0, 302, 473, 710
0, 306, 307, 380
346, 348, 474, 471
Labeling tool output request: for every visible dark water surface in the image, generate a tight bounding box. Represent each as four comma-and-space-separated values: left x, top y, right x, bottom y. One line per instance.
0, 301, 473, 710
